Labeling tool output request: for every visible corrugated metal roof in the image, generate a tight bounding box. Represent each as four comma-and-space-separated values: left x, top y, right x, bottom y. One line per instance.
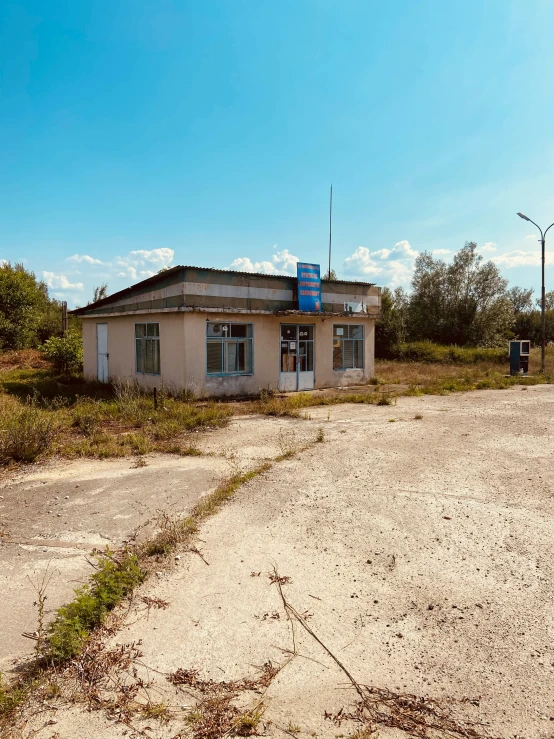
71, 264, 376, 315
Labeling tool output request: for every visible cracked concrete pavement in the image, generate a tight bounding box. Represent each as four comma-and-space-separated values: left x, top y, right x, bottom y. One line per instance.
7, 386, 554, 738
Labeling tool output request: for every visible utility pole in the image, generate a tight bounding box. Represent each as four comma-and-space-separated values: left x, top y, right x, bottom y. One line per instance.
328, 184, 333, 278
517, 212, 554, 372
61, 301, 68, 336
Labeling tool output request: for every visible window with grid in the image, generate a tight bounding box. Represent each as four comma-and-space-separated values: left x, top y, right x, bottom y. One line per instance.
206, 322, 253, 375
135, 323, 160, 374
333, 325, 364, 369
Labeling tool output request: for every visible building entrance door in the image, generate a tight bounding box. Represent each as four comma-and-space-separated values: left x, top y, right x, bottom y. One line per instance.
96, 323, 109, 382
279, 324, 314, 392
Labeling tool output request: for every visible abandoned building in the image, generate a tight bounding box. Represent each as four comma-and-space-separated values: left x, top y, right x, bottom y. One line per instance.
72, 265, 381, 396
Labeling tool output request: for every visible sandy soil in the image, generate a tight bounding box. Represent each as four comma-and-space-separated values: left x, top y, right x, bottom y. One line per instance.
11, 386, 554, 738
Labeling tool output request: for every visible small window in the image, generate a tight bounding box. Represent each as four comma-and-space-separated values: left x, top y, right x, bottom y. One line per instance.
333, 324, 364, 370
207, 322, 253, 375
135, 323, 160, 374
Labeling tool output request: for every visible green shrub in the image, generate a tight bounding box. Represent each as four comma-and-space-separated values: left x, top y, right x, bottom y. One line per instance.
41, 330, 83, 377
48, 552, 144, 662
0, 397, 61, 463
387, 341, 506, 364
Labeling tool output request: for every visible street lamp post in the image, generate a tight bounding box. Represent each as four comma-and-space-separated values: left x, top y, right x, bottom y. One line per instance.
517, 212, 554, 373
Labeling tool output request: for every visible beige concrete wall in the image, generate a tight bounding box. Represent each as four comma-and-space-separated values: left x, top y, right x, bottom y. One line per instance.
183, 312, 375, 397
83, 311, 375, 396
82, 313, 186, 390
82, 319, 98, 381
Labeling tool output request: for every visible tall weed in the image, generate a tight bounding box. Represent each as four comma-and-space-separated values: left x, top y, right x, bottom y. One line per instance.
0, 397, 61, 464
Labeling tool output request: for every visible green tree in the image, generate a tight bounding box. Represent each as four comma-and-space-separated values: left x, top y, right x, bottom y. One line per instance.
375, 286, 409, 356
41, 330, 83, 377
322, 269, 337, 280
0, 263, 57, 349
508, 286, 534, 314
92, 284, 109, 303
408, 242, 512, 346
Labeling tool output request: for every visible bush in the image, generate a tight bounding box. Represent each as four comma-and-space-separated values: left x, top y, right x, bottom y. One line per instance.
0, 397, 61, 464
386, 341, 506, 364
48, 552, 145, 662
41, 331, 83, 377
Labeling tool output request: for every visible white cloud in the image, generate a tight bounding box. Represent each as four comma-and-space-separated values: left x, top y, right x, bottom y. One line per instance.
43, 271, 84, 291
0, 259, 7, 267
480, 242, 497, 253
492, 250, 554, 268
342, 240, 417, 287
67, 254, 103, 265
526, 234, 539, 240
432, 249, 451, 256
115, 248, 175, 281
229, 247, 299, 276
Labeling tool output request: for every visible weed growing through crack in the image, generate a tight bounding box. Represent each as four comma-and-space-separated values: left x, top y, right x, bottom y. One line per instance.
47, 550, 145, 662
29, 567, 54, 664
169, 663, 279, 739
276, 429, 298, 460
316, 427, 325, 442
0, 676, 30, 720
141, 702, 170, 721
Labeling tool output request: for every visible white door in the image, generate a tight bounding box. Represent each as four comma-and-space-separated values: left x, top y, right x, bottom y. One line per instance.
96, 323, 109, 382
279, 325, 314, 391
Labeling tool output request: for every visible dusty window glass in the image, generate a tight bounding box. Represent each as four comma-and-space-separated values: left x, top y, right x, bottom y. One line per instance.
206, 322, 253, 375
333, 325, 364, 370
135, 323, 160, 374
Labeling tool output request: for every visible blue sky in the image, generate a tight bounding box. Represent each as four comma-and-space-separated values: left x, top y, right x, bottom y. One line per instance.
2, 0, 554, 306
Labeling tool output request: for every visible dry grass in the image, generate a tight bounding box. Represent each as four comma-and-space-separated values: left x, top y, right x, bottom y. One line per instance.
0, 349, 50, 371
0, 370, 232, 465
169, 662, 279, 739
1, 345, 553, 467
376, 345, 554, 387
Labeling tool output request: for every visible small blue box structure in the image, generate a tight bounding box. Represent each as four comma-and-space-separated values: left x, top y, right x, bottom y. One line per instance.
509, 340, 530, 376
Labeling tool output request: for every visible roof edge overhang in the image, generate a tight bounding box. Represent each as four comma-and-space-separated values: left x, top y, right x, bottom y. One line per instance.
78, 305, 377, 319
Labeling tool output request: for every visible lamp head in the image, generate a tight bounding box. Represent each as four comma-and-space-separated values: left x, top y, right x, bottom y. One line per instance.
517, 212, 531, 221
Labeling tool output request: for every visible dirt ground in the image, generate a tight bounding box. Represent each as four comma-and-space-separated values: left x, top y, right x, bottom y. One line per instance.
9, 386, 554, 739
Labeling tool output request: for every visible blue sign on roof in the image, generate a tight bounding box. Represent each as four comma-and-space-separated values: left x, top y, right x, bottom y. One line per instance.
297, 262, 321, 312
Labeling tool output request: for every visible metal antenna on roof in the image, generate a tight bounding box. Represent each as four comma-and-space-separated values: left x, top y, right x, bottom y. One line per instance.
328, 184, 333, 279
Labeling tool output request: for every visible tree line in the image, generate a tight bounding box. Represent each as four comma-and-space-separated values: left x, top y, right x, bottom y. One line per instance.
376, 241, 551, 356
0, 262, 104, 350
0, 247, 549, 355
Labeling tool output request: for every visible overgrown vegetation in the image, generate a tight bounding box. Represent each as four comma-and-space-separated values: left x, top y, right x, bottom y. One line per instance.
0, 396, 61, 464
1, 340, 553, 467
41, 330, 83, 377
47, 551, 145, 662
0, 372, 232, 466
0, 262, 79, 350
385, 341, 506, 364
376, 241, 552, 356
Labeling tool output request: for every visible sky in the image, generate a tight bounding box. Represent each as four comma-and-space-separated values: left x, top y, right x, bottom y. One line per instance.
2, 0, 554, 307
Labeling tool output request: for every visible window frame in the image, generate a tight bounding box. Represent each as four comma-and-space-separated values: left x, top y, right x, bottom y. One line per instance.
332, 324, 365, 370
135, 322, 161, 376
206, 321, 254, 377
